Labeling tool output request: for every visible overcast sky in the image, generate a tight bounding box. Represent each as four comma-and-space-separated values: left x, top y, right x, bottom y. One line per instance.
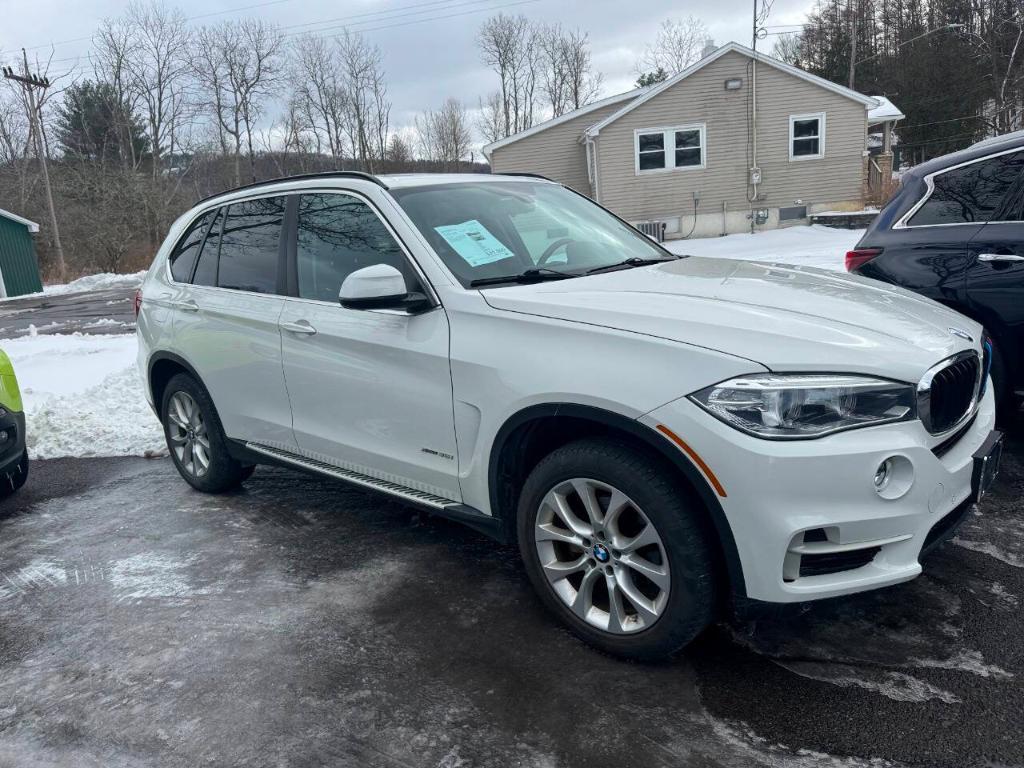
1, 0, 815, 145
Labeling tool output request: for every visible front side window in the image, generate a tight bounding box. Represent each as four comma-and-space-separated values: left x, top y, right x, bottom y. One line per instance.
217, 197, 286, 294
635, 124, 705, 173
908, 151, 1024, 226
296, 193, 412, 302
169, 210, 216, 283
790, 113, 824, 159
391, 181, 675, 287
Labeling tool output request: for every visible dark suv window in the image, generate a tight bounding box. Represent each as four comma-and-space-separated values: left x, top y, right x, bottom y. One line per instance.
192, 209, 223, 287
909, 151, 1024, 226
169, 210, 215, 282
296, 193, 411, 302
216, 197, 286, 294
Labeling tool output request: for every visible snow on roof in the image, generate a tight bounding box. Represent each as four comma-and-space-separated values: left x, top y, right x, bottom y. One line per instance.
0, 208, 39, 233
868, 95, 905, 123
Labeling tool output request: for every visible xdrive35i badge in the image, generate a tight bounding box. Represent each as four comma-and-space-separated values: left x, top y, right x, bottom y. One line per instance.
948, 327, 974, 342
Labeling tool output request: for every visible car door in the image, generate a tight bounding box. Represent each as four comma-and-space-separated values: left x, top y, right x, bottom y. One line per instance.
171, 196, 297, 449
278, 191, 461, 501
964, 151, 1024, 367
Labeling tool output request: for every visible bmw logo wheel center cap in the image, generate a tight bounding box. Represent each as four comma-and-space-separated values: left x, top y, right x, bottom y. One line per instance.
593, 543, 611, 563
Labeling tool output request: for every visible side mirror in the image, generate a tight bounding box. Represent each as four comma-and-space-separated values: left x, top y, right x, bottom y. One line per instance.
339, 264, 432, 313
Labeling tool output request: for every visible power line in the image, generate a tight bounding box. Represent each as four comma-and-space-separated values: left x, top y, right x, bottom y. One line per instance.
11, 0, 541, 76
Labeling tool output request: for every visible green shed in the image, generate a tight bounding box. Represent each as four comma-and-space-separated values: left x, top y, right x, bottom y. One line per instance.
0, 208, 43, 298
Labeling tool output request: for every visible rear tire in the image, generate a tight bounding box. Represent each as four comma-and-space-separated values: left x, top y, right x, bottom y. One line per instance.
517, 438, 718, 660
0, 449, 28, 498
161, 373, 252, 493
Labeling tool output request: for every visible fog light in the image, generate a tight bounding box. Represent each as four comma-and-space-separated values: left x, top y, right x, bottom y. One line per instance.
0, 431, 7, 443
874, 459, 893, 490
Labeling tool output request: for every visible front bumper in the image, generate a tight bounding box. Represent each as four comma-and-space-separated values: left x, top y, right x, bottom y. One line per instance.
644, 385, 997, 604
0, 408, 26, 475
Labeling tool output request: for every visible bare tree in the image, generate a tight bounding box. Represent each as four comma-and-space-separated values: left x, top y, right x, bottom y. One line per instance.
772, 33, 804, 65
637, 16, 710, 76
478, 13, 538, 137
192, 19, 284, 185
291, 34, 347, 159
416, 98, 471, 170
385, 132, 412, 166
542, 26, 602, 115
476, 91, 506, 145
92, 16, 144, 170
121, 1, 192, 178
337, 30, 390, 172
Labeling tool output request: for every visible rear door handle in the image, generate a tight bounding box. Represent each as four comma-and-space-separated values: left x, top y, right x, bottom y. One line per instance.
977, 253, 1024, 263
169, 299, 199, 312
281, 320, 317, 336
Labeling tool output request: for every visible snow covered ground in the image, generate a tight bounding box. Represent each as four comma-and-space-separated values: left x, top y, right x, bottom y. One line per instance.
664, 224, 864, 272
4, 332, 163, 459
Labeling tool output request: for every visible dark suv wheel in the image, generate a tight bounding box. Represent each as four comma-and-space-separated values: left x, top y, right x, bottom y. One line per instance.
517, 438, 717, 659
161, 373, 254, 493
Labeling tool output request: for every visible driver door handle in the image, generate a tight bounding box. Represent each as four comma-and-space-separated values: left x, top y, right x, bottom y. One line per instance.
977, 253, 1024, 263
281, 320, 317, 336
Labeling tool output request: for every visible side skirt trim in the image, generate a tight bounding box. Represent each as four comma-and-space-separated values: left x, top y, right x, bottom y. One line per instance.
245, 442, 507, 542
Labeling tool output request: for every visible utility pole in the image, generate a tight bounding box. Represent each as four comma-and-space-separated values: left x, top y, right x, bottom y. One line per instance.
2, 50, 66, 282
848, 0, 859, 89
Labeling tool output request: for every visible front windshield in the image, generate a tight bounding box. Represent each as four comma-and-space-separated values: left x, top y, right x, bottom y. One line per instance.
390, 180, 674, 287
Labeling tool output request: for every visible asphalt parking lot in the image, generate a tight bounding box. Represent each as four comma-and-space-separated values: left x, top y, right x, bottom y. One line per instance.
0, 288, 136, 339
0, 424, 1021, 767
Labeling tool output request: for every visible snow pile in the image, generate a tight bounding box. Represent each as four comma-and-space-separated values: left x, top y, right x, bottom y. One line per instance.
2, 333, 164, 459
665, 225, 864, 272
44, 270, 147, 297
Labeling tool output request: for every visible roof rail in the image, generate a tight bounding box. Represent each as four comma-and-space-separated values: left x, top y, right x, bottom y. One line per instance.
196, 170, 389, 205
495, 172, 555, 182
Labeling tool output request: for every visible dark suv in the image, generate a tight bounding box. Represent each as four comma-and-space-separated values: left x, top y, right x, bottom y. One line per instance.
848, 132, 1024, 412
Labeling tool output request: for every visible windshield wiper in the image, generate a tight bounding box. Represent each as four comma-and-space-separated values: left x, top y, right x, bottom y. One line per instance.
584, 256, 679, 275
470, 268, 576, 288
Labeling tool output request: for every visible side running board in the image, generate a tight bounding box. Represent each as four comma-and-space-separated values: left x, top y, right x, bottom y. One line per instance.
245, 442, 507, 543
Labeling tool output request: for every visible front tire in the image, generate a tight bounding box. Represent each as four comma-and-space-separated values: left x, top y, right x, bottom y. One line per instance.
517, 438, 718, 660
161, 373, 253, 493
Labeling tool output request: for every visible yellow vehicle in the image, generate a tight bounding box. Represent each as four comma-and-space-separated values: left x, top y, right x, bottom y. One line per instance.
0, 349, 27, 498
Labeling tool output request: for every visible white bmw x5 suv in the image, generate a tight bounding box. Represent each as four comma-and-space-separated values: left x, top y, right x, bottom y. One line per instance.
138, 172, 1001, 658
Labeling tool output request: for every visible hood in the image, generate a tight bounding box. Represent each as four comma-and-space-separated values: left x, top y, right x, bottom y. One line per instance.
480, 257, 981, 382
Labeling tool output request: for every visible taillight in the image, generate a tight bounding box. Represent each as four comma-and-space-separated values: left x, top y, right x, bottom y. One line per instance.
133, 289, 142, 318
845, 248, 883, 272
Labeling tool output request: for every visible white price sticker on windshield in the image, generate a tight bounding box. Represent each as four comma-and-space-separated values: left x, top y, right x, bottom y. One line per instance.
434, 220, 515, 267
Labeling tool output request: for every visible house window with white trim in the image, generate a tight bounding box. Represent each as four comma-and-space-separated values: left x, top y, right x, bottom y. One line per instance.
635, 124, 705, 174
790, 113, 825, 160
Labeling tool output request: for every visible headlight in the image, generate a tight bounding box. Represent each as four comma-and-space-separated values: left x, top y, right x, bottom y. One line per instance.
689, 374, 916, 439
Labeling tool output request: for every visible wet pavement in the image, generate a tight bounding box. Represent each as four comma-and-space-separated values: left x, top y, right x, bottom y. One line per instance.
0, 433, 1021, 767
0, 288, 136, 339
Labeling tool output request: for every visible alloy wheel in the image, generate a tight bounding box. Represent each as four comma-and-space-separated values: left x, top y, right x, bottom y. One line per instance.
534, 478, 671, 634
167, 391, 211, 478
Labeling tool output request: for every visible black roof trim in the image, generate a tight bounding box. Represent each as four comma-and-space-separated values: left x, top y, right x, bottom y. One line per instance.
496, 172, 556, 182
196, 171, 389, 206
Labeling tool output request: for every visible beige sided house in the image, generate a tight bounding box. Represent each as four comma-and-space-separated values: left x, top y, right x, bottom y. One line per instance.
483, 42, 903, 239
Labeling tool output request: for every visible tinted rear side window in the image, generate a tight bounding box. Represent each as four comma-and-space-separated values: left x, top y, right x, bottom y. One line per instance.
910, 151, 1024, 226
296, 193, 411, 302
169, 211, 215, 283
192, 209, 223, 287
218, 197, 286, 294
